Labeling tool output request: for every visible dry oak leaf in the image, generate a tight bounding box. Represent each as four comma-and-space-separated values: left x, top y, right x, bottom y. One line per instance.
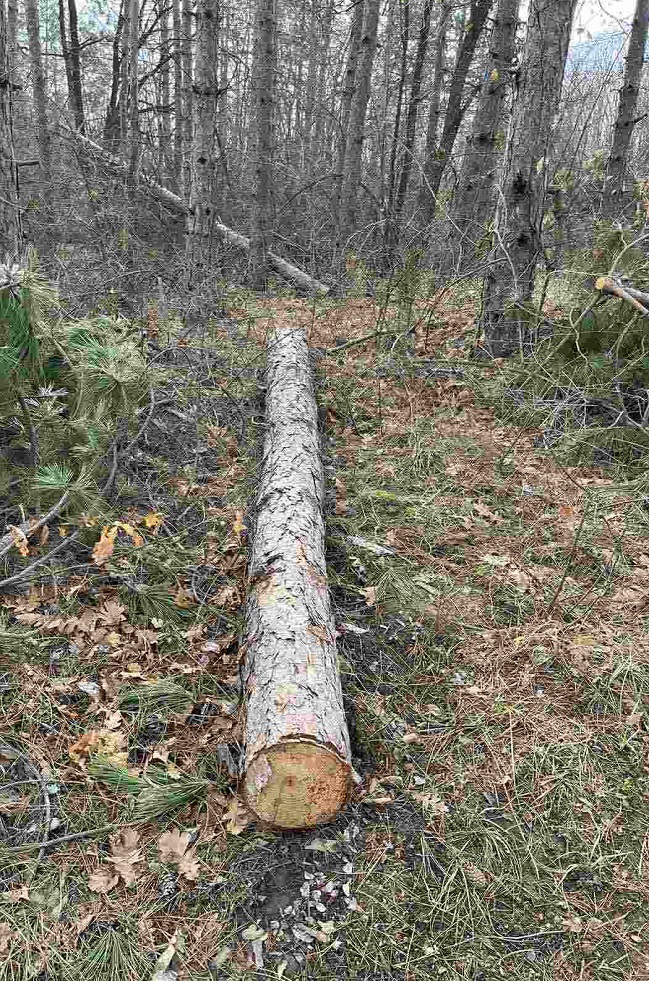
92, 525, 118, 566
7, 526, 29, 558
360, 586, 378, 607
1, 885, 29, 902
107, 828, 143, 886
158, 830, 201, 881
87, 869, 119, 895
224, 798, 255, 836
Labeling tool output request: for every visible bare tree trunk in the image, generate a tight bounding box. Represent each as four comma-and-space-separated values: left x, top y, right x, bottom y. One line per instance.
605, 0, 649, 214
186, 0, 220, 281
243, 325, 351, 830
128, 0, 140, 173
104, 1, 123, 150
332, 0, 364, 230
481, 0, 578, 358
172, 0, 183, 187
0, 0, 21, 254
390, 0, 433, 248
418, 0, 451, 218
453, 0, 520, 249
6, 0, 17, 81
181, 0, 194, 188
336, 0, 380, 258
25, 0, 52, 186
157, 0, 172, 180
249, 0, 277, 287
383, 0, 410, 260
312, 0, 334, 166
419, 0, 492, 228
59, 0, 86, 133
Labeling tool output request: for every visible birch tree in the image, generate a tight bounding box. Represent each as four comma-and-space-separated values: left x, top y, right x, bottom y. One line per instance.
604, 0, 649, 213
481, 0, 578, 357
25, 0, 52, 186
453, 0, 520, 249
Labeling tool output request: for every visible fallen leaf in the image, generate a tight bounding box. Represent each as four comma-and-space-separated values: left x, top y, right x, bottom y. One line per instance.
1, 886, 29, 902
92, 525, 117, 566
7, 526, 29, 558
0, 922, 14, 952
143, 512, 164, 530
87, 869, 119, 894
232, 510, 246, 540
107, 828, 143, 885
224, 798, 255, 835
360, 586, 377, 607
158, 829, 192, 863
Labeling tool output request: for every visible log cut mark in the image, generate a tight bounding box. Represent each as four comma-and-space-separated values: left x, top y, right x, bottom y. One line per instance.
242, 326, 351, 829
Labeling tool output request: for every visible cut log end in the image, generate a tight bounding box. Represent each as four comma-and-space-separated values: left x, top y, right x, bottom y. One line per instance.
243, 740, 351, 830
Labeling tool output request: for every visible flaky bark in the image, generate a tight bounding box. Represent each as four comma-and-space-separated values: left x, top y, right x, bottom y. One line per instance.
453, 0, 520, 247
605, 0, 649, 213
25, 0, 52, 185
249, 0, 278, 286
242, 326, 351, 829
71, 131, 329, 293
481, 0, 578, 357
419, 0, 492, 228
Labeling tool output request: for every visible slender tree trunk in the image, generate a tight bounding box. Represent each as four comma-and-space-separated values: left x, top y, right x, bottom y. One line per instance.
336, 0, 380, 258
384, 0, 410, 257
481, 0, 578, 357
418, 0, 451, 220
249, 0, 278, 286
104, 2, 123, 149
0, 0, 21, 254
605, 0, 649, 213
391, 0, 433, 246
25, 0, 52, 186
186, 0, 220, 281
157, 0, 171, 180
6, 0, 17, 80
313, 0, 334, 165
453, 0, 520, 248
128, 0, 140, 173
59, 0, 86, 132
181, 0, 194, 187
332, 0, 364, 229
419, 0, 492, 228
172, 0, 183, 187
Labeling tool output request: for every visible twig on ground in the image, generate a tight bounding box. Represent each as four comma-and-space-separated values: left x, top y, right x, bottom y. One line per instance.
0, 491, 71, 562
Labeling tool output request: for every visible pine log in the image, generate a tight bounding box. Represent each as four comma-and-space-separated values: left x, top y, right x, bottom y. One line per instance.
242, 326, 351, 829
69, 131, 329, 296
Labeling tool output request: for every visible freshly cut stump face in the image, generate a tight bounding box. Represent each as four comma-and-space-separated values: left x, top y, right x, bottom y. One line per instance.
244, 741, 350, 829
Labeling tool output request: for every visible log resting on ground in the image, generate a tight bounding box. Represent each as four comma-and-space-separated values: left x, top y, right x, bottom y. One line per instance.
242, 326, 351, 829
69, 131, 329, 296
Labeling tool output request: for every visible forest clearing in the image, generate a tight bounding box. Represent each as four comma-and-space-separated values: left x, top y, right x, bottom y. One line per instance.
2, 0, 649, 977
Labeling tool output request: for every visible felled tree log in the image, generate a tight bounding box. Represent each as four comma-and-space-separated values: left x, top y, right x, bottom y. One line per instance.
70, 132, 329, 296
242, 326, 351, 829
595, 275, 649, 316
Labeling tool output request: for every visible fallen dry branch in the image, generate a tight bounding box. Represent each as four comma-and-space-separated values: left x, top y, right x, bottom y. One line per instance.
70, 132, 329, 296
595, 275, 649, 315
242, 326, 351, 829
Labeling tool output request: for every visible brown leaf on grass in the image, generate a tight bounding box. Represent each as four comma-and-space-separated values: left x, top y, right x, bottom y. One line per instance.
92, 525, 117, 566
87, 870, 119, 894
1, 885, 29, 902
0, 922, 15, 952
7, 526, 29, 558
107, 828, 143, 886
143, 511, 164, 530
360, 586, 377, 607
158, 830, 201, 881
224, 798, 255, 836
0, 797, 29, 815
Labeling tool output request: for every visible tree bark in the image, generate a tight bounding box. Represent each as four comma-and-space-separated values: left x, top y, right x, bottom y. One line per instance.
337, 0, 380, 257
0, 0, 21, 254
58, 0, 86, 133
418, 0, 451, 219
604, 0, 649, 214
419, 0, 492, 228
172, 0, 183, 187
157, 0, 172, 180
332, 0, 365, 230
128, 0, 140, 173
181, 0, 194, 172
71, 131, 329, 293
25, 0, 52, 186
104, 2, 123, 150
453, 0, 520, 249
186, 0, 220, 281
249, 0, 278, 286
242, 325, 351, 829
383, 0, 410, 259
481, 0, 578, 358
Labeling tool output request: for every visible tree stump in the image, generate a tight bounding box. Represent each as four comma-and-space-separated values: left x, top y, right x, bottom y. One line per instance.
242, 325, 351, 829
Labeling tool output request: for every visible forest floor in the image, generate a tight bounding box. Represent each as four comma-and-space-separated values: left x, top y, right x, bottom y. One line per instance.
1, 289, 648, 981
